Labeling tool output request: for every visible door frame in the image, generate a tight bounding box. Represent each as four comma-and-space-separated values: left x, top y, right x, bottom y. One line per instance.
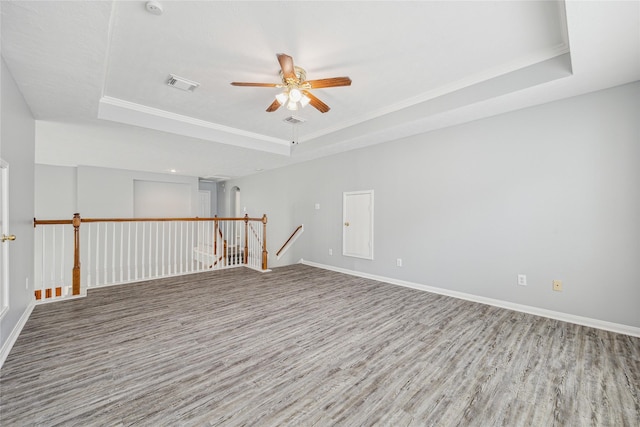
198, 190, 211, 218
0, 159, 10, 319
342, 189, 374, 260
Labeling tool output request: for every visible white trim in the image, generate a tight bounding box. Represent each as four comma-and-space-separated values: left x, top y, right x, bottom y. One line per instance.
0, 159, 9, 319
302, 44, 570, 142
98, 96, 291, 156
0, 300, 35, 369
299, 259, 640, 338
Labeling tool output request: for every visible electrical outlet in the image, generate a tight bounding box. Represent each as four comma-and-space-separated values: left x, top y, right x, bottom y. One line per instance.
553, 280, 562, 292
396, 258, 402, 267
517, 274, 527, 286
328, 248, 333, 256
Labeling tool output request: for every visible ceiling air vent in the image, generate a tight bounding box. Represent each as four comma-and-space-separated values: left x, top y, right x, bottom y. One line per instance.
203, 175, 231, 181
167, 74, 199, 92
283, 116, 306, 124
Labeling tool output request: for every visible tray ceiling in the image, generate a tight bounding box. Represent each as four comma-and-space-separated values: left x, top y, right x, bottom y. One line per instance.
2, 1, 639, 178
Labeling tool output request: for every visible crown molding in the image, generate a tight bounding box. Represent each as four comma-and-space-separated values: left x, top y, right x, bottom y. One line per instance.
98, 96, 291, 156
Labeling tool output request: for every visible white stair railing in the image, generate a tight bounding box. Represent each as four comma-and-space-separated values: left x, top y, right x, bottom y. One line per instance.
33, 214, 268, 302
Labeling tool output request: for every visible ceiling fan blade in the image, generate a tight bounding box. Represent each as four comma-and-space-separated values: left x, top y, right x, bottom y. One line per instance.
302, 90, 330, 113
306, 77, 352, 89
231, 82, 280, 87
266, 98, 281, 112
277, 53, 296, 81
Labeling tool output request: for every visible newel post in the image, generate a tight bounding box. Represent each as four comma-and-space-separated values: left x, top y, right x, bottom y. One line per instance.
243, 214, 249, 264
72, 213, 81, 295
261, 214, 268, 270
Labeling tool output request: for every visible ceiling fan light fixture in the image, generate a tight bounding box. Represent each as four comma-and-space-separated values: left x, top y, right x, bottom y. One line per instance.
231, 53, 351, 114
275, 92, 288, 105
288, 88, 302, 103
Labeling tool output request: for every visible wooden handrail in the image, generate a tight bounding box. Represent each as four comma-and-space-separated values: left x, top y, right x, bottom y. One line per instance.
34, 216, 264, 226
276, 225, 303, 257
33, 218, 73, 227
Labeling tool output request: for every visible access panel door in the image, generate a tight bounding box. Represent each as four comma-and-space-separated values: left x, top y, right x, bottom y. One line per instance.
342, 190, 374, 259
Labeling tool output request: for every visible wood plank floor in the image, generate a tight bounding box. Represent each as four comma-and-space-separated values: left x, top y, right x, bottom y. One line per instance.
1, 264, 639, 426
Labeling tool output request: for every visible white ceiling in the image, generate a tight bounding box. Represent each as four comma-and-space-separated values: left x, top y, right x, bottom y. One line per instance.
2, 1, 639, 179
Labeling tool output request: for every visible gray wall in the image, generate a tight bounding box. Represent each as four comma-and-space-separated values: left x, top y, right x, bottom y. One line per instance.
34, 164, 77, 218
220, 81, 640, 328
77, 166, 199, 218
0, 58, 35, 358
35, 164, 201, 219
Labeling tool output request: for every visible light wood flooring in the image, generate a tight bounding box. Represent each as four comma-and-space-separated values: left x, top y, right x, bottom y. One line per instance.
1, 264, 639, 426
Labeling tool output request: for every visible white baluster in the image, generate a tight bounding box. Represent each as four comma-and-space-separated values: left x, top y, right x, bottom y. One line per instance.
174, 222, 178, 274
119, 223, 124, 283
111, 223, 116, 284
135, 222, 139, 280
40, 227, 45, 297
148, 222, 152, 278
161, 222, 165, 276
103, 222, 108, 285
50, 226, 55, 291
180, 221, 184, 273
155, 222, 159, 278
59, 225, 65, 290
95, 223, 100, 285
87, 223, 92, 286
127, 222, 131, 282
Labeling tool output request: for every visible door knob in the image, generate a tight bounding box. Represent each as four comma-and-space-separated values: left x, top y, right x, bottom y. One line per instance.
344, 222, 350, 227
1, 234, 16, 242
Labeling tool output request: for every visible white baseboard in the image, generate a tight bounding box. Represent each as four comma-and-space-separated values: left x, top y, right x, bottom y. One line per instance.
0, 301, 36, 369
299, 259, 640, 338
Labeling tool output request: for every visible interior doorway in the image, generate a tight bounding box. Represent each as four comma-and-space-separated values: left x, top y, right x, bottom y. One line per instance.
198, 190, 211, 218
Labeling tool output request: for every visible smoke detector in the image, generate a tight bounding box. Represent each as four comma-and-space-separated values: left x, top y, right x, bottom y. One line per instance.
146, 1, 163, 15
283, 116, 306, 125
167, 74, 199, 92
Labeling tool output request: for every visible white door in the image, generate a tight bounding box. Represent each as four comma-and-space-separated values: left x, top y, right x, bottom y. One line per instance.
198, 190, 211, 218
0, 160, 12, 317
343, 190, 374, 259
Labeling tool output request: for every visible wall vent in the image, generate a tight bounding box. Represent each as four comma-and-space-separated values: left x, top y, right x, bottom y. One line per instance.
283, 115, 306, 124
167, 74, 200, 92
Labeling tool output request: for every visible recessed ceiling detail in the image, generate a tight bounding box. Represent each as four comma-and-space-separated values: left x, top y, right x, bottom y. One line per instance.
98, 96, 291, 156
3, 1, 639, 178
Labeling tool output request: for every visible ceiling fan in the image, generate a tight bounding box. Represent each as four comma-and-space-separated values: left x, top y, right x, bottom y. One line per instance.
231, 53, 352, 113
